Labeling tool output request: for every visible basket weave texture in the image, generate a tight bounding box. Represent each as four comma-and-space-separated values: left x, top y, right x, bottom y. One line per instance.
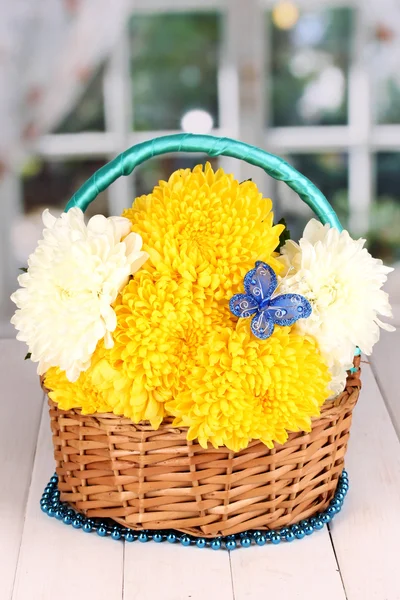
47, 356, 361, 537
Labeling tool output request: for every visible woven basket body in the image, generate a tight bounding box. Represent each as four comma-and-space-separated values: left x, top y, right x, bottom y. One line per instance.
48, 357, 360, 537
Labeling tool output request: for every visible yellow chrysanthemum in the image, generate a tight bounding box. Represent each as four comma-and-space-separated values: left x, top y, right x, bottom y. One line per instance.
102, 163, 284, 424
107, 270, 235, 425
123, 163, 284, 301
45, 341, 167, 428
45, 346, 114, 415
166, 321, 331, 452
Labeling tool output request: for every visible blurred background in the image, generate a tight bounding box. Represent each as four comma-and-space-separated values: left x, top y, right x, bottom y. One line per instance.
1, 0, 400, 335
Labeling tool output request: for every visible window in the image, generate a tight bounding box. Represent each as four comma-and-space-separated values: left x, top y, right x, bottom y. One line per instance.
272, 153, 348, 240
368, 153, 400, 263
269, 7, 354, 127
129, 13, 221, 131
54, 65, 106, 133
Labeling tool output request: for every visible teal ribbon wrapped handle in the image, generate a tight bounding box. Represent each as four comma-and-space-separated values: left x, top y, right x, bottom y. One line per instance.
65, 133, 342, 231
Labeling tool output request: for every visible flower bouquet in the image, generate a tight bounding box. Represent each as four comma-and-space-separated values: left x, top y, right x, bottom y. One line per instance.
11, 135, 394, 549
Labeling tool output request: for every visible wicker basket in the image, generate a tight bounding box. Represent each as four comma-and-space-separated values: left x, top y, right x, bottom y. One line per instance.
45, 134, 361, 537
46, 355, 360, 537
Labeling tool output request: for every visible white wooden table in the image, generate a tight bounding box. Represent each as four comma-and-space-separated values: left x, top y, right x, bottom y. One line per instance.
1, 327, 399, 600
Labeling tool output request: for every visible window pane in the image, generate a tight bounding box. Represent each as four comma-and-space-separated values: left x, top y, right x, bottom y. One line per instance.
367, 153, 400, 263
269, 7, 353, 126
54, 65, 106, 133
271, 153, 348, 240
135, 156, 218, 197
16, 159, 109, 264
129, 13, 220, 131
374, 37, 400, 124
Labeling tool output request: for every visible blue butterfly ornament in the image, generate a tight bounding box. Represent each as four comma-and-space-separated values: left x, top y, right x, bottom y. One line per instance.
229, 261, 312, 340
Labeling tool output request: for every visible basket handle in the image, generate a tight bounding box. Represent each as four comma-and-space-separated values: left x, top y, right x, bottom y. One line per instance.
65, 133, 342, 231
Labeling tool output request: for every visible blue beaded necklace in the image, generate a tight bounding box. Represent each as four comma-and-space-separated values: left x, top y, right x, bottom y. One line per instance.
40, 470, 348, 550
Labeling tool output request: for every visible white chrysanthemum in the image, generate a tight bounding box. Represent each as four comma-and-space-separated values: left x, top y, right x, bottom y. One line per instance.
278, 219, 395, 394
11, 208, 149, 382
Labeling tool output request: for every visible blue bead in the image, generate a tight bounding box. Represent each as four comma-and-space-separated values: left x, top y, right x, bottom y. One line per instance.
305, 525, 314, 536
41, 493, 50, 500
112, 530, 122, 540
310, 517, 317, 526
299, 520, 309, 528
40, 503, 49, 513
83, 523, 92, 533
265, 531, 272, 541
167, 533, 176, 543
124, 531, 135, 542
327, 506, 337, 516
295, 528, 306, 540
271, 534, 281, 545
290, 524, 299, 532
240, 536, 252, 548
50, 476, 58, 483
285, 531, 296, 542
72, 518, 82, 529
335, 492, 345, 501
138, 533, 148, 543
211, 539, 222, 550
180, 535, 191, 547
153, 533, 163, 543
47, 507, 56, 517
321, 514, 332, 524
313, 519, 324, 530
354, 347, 361, 356
252, 530, 262, 538
226, 539, 237, 550
279, 527, 289, 536
63, 515, 72, 525
255, 535, 266, 546
196, 538, 206, 549
97, 526, 107, 537
331, 499, 342, 508
55, 509, 64, 520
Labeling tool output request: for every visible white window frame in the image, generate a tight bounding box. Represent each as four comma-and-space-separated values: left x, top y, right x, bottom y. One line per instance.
34, 0, 400, 237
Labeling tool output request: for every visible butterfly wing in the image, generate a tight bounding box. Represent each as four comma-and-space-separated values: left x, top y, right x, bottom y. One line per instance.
244, 261, 277, 304
251, 310, 274, 340
229, 294, 259, 318
267, 293, 312, 326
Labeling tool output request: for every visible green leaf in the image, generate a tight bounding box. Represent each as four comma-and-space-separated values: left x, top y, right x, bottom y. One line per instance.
276, 217, 291, 251
19, 267, 28, 273
24, 352, 32, 360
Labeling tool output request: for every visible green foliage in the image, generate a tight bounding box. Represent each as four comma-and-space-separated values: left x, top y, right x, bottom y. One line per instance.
276, 217, 291, 251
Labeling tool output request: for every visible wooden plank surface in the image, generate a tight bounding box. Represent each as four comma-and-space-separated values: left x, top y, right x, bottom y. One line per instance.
330, 363, 400, 600
12, 403, 124, 600
370, 329, 400, 439
124, 542, 234, 600
1, 339, 398, 600
0, 340, 43, 600
230, 530, 346, 600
